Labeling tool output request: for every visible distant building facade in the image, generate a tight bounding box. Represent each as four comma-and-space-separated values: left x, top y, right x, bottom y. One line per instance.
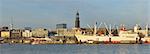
0, 26, 10, 38
56, 23, 67, 36
1, 26, 9, 31
11, 29, 24, 38
1, 31, 10, 38
56, 23, 67, 29
56, 29, 67, 36
22, 30, 32, 37
32, 28, 48, 37
24, 27, 32, 30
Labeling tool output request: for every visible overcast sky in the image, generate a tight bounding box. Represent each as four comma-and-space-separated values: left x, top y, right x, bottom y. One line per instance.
0, 0, 150, 29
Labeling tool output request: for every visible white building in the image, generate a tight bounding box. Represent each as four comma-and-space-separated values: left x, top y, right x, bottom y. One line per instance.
22, 30, 32, 37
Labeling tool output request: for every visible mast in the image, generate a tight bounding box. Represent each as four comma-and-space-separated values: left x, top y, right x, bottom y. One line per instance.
146, 24, 148, 37
93, 22, 97, 36
109, 24, 112, 37
10, 17, 14, 30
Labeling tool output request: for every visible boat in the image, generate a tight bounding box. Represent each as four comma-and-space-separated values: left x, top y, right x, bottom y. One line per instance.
74, 24, 146, 44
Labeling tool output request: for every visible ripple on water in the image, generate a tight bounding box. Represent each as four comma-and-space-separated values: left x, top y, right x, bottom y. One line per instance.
0, 44, 150, 54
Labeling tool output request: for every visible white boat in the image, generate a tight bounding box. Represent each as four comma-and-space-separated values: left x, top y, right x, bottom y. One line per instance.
74, 23, 140, 44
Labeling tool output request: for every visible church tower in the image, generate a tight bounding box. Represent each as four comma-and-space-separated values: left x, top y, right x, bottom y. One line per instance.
75, 11, 80, 28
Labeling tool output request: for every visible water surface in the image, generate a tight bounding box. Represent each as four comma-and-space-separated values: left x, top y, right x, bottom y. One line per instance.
0, 44, 150, 54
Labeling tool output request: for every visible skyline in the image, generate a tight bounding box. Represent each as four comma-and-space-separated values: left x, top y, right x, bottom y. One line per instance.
0, 0, 150, 29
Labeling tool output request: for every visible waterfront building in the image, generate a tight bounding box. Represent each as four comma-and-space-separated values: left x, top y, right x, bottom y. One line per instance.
22, 27, 32, 37
56, 23, 67, 29
0, 27, 10, 38
1, 31, 10, 38
32, 28, 48, 37
56, 28, 82, 36
56, 27, 108, 36
56, 23, 67, 36
11, 29, 24, 38
24, 27, 32, 30
48, 31, 57, 36
22, 30, 32, 37
56, 27, 86, 36
1, 26, 9, 31
73, 28, 90, 35
56, 11, 82, 36
56, 28, 67, 36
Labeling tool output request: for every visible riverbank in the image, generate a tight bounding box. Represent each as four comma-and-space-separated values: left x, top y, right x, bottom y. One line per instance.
1, 36, 150, 45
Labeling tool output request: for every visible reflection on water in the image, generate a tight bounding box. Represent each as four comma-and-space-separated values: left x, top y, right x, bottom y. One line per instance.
0, 44, 150, 54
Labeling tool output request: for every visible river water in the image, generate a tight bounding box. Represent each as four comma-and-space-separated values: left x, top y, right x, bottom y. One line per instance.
0, 44, 150, 54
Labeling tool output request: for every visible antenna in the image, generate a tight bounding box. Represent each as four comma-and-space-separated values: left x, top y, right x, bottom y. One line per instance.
146, 24, 149, 37
109, 24, 112, 36
10, 16, 14, 30
93, 22, 97, 36
116, 26, 119, 33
